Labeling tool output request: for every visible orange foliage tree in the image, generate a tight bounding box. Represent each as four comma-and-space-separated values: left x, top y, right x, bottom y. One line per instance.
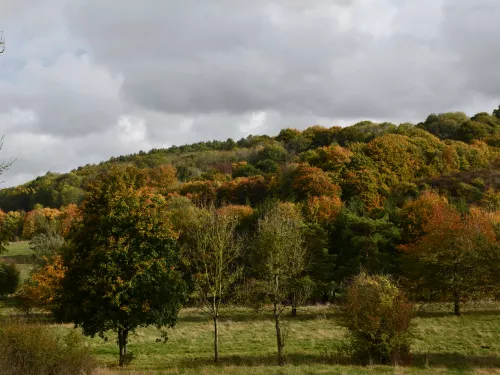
16, 255, 66, 314
22, 207, 62, 239
365, 134, 422, 185
340, 145, 385, 210
59, 204, 82, 238
303, 195, 342, 225
291, 164, 341, 200
180, 180, 219, 206
146, 164, 178, 194
399, 191, 448, 243
218, 176, 270, 205
400, 201, 500, 315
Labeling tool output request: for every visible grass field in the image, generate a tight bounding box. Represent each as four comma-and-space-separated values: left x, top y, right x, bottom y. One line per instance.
2, 242, 500, 374
1, 241, 34, 282
2, 300, 500, 374
2, 241, 32, 256
40, 303, 500, 375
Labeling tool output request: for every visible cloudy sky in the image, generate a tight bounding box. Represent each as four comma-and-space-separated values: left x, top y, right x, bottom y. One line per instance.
1, 0, 499, 187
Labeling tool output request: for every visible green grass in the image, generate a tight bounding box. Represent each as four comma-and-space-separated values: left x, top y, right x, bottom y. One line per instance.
42, 304, 500, 375
2, 241, 32, 257
2, 261, 500, 375
1, 241, 35, 283
1, 241, 34, 267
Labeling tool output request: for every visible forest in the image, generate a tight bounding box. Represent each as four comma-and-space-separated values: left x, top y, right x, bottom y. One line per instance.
2, 107, 500, 374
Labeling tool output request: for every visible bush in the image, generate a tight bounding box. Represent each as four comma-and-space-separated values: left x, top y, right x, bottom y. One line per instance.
0, 262, 20, 297
0, 320, 97, 375
339, 272, 414, 365
29, 231, 65, 264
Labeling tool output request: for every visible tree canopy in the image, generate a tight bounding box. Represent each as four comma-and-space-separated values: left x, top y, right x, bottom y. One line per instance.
55, 166, 186, 365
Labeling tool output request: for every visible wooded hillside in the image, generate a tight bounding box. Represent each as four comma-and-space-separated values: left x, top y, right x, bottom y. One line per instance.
2, 108, 500, 212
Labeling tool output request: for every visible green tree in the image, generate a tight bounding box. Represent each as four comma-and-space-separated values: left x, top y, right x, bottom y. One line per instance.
332, 206, 400, 282
303, 222, 336, 302
418, 112, 468, 140
339, 272, 414, 365
56, 166, 186, 366
180, 206, 244, 363
493, 105, 500, 119
0, 263, 20, 297
252, 202, 306, 365
0, 210, 22, 254
29, 231, 65, 265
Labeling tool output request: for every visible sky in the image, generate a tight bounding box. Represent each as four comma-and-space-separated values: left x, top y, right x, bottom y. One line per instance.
0, 0, 500, 187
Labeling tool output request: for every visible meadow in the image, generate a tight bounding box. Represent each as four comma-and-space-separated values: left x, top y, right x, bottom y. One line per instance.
0, 303, 499, 375
0, 240, 33, 281
3, 246, 500, 375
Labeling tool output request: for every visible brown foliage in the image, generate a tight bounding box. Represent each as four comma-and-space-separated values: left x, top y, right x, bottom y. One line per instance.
292, 164, 341, 199
16, 255, 66, 313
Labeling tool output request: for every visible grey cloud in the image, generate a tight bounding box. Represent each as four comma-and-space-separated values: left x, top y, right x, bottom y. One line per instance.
1, 0, 500, 187
67, 0, 500, 121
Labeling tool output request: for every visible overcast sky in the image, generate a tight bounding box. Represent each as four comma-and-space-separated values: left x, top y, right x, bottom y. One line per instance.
1, 0, 500, 187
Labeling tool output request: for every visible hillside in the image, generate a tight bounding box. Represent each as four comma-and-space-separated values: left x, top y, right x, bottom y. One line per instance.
1, 109, 500, 212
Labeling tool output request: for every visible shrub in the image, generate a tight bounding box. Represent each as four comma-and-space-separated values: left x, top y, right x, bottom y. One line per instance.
0, 262, 20, 297
29, 231, 65, 264
0, 321, 97, 375
256, 159, 279, 173
339, 272, 414, 365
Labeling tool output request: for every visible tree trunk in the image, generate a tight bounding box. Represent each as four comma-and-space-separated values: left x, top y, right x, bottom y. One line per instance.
118, 328, 129, 366
274, 303, 285, 366
454, 292, 461, 316
291, 305, 297, 317
213, 316, 219, 363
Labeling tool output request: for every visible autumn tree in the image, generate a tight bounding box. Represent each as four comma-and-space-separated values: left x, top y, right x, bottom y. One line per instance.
252, 202, 307, 365
16, 255, 66, 314
340, 145, 385, 209
400, 204, 500, 315
59, 203, 81, 237
364, 134, 422, 185
218, 176, 270, 206
291, 164, 341, 200
301, 144, 352, 180
56, 166, 186, 366
146, 164, 178, 194
179, 206, 244, 363
22, 207, 61, 240
180, 180, 218, 206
